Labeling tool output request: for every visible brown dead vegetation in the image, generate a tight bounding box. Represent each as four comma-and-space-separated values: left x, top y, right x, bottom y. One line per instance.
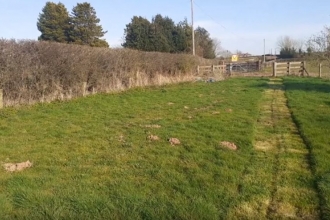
0, 39, 216, 107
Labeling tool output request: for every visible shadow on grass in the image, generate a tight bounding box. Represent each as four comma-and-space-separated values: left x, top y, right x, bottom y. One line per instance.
250, 77, 330, 94
268, 83, 284, 91
283, 78, 330, 94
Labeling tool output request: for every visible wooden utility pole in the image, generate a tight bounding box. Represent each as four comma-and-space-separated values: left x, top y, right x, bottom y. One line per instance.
263, 39, 266, 63
191, 0, 195, 56
0, 89, 3, 109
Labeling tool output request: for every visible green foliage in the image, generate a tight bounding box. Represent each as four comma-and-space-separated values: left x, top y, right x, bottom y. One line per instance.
279, 47, 297, 59
37, 2, 108, 47
122, 16, 152, 51
195, 27, 216, 59
173, 19, 192, 53
123, 14, 179, 53
123, 15, 215, 58
70, 2, 108, 47
149, 14, 176, 53
37, 2, 71, 43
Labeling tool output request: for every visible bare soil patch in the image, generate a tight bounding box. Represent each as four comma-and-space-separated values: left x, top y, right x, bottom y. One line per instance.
169, 138, 181, 146
147, 135, 160, 141
3, 160, 33, 172
220, 141, 237, 151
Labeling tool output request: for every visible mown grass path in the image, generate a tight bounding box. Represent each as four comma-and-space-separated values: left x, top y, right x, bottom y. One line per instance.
229, 78, 320, 219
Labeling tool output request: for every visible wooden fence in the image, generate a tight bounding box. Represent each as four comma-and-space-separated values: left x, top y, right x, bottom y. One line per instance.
273, 61, 309, 77
198, 61, 262, 76
197, 65, 226, 75
317, 63, 330, 78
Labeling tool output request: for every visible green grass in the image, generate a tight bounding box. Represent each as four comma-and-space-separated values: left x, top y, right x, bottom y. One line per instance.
0, 76, 327, 219
284, 77, 330, 219
229, 78, 319, 219
0, 78, 267, 219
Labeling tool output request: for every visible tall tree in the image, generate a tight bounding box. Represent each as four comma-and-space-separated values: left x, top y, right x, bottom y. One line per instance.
149, 14, 176, 53
70, 2, 108, 47
37, 2, 71, 43
195, 27, 215, 59
122, 16, 151, 51
123, 15, 194, 54
173, 18, 192, 53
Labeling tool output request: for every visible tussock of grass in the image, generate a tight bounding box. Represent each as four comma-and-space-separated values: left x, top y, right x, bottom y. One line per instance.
0, 78, 266, 219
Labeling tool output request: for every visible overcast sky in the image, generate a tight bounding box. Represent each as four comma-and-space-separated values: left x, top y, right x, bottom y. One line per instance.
0, 0, 329, 55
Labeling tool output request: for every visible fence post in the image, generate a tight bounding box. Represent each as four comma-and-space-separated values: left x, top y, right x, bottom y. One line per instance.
212, 65, 215, 74
302, 61, 306, 76
197, 65, 200, 74
229, 63, 233, 75
273, 62, 277, 77
0, 89, 3, 109
82, 82, 87, 96
287, 62, 291, 75
319, 63, 322, 78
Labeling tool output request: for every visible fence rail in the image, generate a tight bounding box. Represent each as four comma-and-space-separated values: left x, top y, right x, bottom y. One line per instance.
197, 65, 226, 74
198, 61, 262, 76
273, 61, 308, 77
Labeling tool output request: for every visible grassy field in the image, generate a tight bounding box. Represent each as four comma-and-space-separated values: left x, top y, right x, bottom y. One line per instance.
284, 77, 330, 219
0, 77, 327, 219
0, 78, 266, 219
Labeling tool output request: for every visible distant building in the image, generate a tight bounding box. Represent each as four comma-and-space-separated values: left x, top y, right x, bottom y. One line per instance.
238, 53, 252, 58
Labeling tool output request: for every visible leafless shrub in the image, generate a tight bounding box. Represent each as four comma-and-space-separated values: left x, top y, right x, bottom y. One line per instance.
0, 39, 214, 107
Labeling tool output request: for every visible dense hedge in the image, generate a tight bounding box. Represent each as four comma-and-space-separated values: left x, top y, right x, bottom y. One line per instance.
0, 39, 213, 106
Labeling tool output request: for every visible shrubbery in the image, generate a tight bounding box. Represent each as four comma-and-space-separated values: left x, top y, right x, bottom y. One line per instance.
0, 39, 212, 106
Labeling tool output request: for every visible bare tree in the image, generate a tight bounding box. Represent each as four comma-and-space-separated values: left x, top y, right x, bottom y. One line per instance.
307, 26, 330, 66
296, 39, 306, 52
212, 38, 222, 57
277, 36, 299, 50
277, 35, 305, 58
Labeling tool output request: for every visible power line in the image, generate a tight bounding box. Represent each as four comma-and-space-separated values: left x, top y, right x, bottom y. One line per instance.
193, 0, 243, 40
193, 0, 268, 54
193, 1, 268, 44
